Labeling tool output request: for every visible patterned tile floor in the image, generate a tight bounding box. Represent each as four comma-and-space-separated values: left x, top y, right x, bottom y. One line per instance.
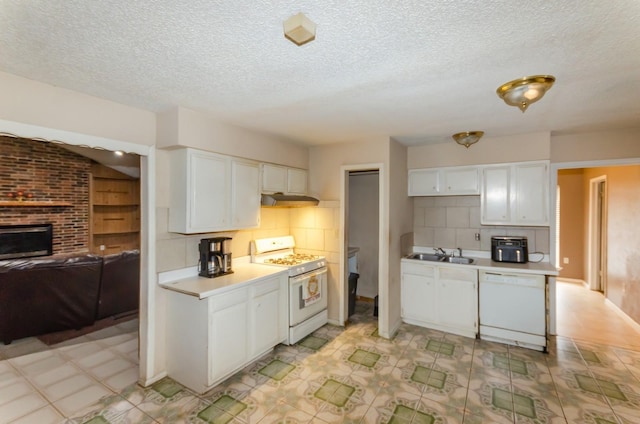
2, 300, 640, 423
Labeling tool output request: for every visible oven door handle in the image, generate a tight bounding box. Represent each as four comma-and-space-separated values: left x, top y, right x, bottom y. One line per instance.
290, 267, 327, 284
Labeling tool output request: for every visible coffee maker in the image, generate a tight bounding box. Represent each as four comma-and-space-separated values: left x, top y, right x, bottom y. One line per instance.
198, 237, 233, 278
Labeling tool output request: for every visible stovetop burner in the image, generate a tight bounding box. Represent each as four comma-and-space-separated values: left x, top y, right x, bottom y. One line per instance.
264, 253, 321, 266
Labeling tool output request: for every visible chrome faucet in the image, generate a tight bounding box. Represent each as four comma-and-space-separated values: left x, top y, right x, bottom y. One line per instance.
456, 247, 463, 257
435, 247, 447, 256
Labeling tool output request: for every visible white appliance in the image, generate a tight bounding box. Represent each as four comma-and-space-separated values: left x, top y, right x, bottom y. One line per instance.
479, 270, 547, 351
251, 236, 328, 344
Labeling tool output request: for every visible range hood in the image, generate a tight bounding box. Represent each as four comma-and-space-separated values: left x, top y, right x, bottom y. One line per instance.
261, 193, 319, 207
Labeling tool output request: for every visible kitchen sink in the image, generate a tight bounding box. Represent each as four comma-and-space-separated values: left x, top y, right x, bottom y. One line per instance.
405, 253, 475, 264
444, 256, 475, 264
405, 253, 443, 261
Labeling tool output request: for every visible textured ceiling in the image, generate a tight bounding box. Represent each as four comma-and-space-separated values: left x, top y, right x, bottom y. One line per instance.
1, 1, 639, 146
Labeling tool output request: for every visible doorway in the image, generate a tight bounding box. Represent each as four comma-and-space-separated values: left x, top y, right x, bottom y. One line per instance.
588, 176, 607, 292
347, 170, 380, 320
339, 163, 385, 331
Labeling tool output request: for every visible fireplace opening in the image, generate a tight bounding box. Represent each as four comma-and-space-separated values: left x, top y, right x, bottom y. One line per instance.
0, 224, 53, 260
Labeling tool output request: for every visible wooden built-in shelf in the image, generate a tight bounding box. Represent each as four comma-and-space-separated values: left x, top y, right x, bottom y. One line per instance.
0, 201, 72, 207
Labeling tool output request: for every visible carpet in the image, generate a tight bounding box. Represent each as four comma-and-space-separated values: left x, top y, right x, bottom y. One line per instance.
36, 311, 138, 346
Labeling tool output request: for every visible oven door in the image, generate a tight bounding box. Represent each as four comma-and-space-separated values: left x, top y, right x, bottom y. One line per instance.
290, 267, 328, 326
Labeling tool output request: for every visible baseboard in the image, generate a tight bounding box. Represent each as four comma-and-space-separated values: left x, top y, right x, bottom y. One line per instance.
557, 277, 586, 286
604, 299, 640, 334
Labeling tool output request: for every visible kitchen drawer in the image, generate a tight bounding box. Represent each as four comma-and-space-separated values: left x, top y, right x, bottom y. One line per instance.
439, 267, 477, 282
210, 287, 248, 312
402, 261, 436, 276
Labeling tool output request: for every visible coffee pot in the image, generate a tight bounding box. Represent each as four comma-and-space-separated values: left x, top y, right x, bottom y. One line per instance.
198, 237, 233, 278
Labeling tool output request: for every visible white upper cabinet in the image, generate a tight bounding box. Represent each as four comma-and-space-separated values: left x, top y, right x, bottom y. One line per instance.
481, 161, 549, 226
408, 166, 479, 196
261, 163, 308, 195
287, 168, 308, 195
169, 148, 261, 233
231, 159, 261, 229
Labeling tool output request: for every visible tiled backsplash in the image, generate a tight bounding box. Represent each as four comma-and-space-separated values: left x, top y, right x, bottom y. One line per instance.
413, 195, 550, 254
156, 202, 341, 273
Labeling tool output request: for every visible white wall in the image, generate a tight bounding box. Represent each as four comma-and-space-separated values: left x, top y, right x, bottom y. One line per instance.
157, 107, 308, 168
407, 132, 551, 169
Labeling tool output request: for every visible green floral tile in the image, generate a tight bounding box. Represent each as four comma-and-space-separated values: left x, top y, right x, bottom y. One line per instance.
425, 369, 447, 390
82, 417, 109, 424
410, 365, 431, 385
575, 373, 628, 401
388, 405, 436, 424
314, 379, 355, 407
513, 392, 537, 418
151, 378, 183, 398
425, 339, 454, 356
492, 387, 513, 411
258, 359, 296, 381
579, 349, 601, 363
348, 349, 381, 368
298, 335, 328, 350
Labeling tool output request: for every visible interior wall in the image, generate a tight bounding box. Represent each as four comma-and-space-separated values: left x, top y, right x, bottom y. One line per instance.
557, 169, 585, 279
387, 138, 412, 336
0, 71, 155, 146
551, 129, 640, 163
156, 107, 308, 169
407, 132, 551, 169
348, 173, 379, 299
582, 165, 640, 323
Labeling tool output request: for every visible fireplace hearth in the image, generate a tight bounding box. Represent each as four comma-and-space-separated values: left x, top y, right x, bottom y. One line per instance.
0, 224, 53, 260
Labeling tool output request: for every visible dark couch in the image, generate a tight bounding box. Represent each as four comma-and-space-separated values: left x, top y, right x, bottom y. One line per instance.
0, 250, 139, 344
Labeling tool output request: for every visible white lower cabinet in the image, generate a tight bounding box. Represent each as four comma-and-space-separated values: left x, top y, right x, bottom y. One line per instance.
166, 273, 287, 394
401, 261, 478, 338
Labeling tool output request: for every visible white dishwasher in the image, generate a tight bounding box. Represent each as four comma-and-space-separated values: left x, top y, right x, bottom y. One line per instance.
479, 270, 547, 351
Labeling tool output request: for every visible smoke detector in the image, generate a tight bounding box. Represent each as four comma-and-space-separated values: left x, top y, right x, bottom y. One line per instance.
283, 12, 316, 46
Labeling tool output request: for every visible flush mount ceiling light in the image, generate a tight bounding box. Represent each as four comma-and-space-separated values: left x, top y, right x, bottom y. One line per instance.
496, 75, 556, 113
452, 131, 484, 148
283, 12, 316, 46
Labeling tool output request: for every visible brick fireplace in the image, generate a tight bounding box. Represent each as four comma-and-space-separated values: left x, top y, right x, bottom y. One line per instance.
0, 136, 91, 255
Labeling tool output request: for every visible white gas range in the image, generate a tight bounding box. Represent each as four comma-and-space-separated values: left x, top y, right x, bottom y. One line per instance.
251, 236, 328, 344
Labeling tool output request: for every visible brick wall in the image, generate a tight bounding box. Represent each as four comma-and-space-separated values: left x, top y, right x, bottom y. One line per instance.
0, 136, 91, 254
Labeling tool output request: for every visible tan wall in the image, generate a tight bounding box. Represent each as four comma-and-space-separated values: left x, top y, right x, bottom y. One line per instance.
551, 129, 640, 163
309, 136, 390, 200
387, 138, 412, 334
0, 72, 156, 146
582, 165, 640, 323
558, 169, 585, 279
157, 107, 308, 168
407, 132, 551, 169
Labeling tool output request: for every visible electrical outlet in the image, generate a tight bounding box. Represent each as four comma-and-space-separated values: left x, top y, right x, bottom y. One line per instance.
475, 233, 480, 241
563, 257, 569, 264
100, 245, 106, 251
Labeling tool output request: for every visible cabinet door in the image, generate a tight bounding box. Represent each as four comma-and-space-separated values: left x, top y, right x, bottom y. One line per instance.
189, 151, 229, 231
401, 264, 437, 323
231, 160, 260, 229
438, 268, 478, 334
481, 165, 511, 224
287, 168, 308, 195
443, 167, 479, 195
209, 291, 248, 384
250, 277, 281, 357
262, 164, 287, 193
408, 169, 439, 196
514, 162, 548, 225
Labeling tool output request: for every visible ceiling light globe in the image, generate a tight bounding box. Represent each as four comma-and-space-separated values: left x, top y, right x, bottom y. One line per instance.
496, 75, 555, 113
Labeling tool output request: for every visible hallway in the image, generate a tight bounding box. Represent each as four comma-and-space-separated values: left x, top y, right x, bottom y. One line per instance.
556, 279, 640, 351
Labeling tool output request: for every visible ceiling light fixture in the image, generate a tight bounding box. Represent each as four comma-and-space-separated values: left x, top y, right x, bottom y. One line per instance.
452, 131, 484, 148
496, 75, 555, 112
283, 12, 316, 46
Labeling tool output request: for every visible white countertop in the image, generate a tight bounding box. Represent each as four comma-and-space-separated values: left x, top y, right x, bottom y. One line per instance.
402, 255, 559, 276
160, 262, 288, 299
